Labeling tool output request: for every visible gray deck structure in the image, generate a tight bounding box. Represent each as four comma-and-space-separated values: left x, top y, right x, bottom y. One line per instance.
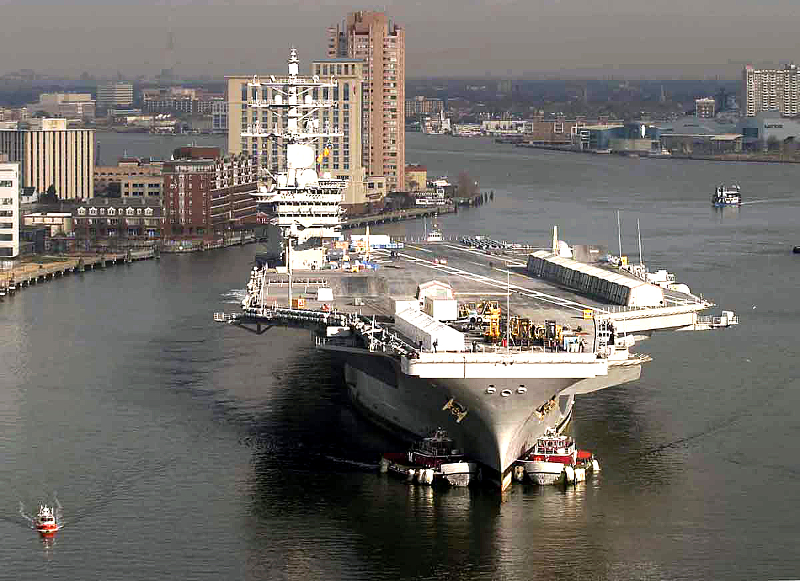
216, 239, 733, 489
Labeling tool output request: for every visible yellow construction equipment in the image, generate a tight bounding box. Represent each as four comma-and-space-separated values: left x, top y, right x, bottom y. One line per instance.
483, 303, 502, 342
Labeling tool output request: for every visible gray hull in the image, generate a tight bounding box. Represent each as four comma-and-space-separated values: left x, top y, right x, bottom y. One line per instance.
339, 350, 641, 487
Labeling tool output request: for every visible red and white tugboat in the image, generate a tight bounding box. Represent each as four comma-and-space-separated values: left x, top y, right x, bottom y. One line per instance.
34, 505, 59, 536
519, 429, 578, 485
381, 428, 480, 487
517, 429, 600, 485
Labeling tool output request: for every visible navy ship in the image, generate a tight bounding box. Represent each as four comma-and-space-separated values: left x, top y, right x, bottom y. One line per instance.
216, 49, 737, 490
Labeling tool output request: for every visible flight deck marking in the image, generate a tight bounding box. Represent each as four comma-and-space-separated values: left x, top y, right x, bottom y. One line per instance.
397, 252, 603, 314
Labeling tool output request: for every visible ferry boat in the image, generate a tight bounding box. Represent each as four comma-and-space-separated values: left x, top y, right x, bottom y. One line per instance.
381, 428, 480, 486
712, 184, 742, 206
34, 506, 58, 536
519, 428, 577, 485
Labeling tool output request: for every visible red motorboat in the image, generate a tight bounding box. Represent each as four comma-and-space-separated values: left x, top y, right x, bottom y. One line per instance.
34, 505, 59, 536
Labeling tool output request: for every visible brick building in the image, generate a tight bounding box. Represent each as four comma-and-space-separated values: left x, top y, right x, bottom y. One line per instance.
162, 147, 258, 237
72, 197, 164, 245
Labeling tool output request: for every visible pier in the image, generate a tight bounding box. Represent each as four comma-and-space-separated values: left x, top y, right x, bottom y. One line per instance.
0, 248, 157, 295
341, 205, 454, 230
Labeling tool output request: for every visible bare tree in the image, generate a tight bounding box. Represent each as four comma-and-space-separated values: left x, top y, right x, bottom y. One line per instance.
457, 171, 478, 197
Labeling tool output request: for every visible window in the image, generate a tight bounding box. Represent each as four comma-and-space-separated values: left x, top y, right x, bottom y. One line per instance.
0, 180, 13, 187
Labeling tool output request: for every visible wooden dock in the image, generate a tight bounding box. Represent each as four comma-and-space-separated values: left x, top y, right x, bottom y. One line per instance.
0, 248, 157, 296
341, 205, 454, 230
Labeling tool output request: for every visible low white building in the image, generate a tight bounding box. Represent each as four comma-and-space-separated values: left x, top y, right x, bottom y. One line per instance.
0, 162, 20, 257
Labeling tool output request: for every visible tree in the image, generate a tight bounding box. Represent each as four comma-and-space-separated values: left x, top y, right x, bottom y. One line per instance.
457, 171, 478, 198
766, 135, 780, 152
39, 185, 59, 204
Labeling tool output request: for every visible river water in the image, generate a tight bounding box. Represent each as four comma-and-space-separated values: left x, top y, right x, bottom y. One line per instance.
2, 133, 800, 580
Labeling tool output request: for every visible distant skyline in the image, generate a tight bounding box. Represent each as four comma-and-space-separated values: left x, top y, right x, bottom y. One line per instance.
2, 0, 798, 80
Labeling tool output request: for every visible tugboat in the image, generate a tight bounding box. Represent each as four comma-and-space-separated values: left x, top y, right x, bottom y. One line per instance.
712, 184, 742, 206
380, 428, 480, 486
518, 428, 577, 485
515, 428, 600, 485
34, 505, 59, 536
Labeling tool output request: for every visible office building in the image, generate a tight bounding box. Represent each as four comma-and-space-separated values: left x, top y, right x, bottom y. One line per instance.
94, 158, 164, 196
0, 161, 20, 257
327, 11, 405, 191
31, 93, 95, 119
227, 56, 385, 208
0, 118, 94, 199
97, 82, 134, 110
696, 98, 716, 118
742, 64, 800, 117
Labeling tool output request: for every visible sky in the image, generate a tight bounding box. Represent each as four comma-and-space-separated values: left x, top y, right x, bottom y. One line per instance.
2, 0, 799, 79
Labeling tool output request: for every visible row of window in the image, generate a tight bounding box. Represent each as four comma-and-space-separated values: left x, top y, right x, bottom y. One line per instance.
77, 207, 155, 216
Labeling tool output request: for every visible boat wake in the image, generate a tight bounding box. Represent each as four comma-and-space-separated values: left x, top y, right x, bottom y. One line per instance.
221, 289, 247, 304
322, 455, 380, 472
19, 496, 64, 532
740, 197, 799, 206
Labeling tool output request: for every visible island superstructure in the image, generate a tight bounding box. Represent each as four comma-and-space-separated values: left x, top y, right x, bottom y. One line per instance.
216, 50, 737, 491
244, 48, 346, 262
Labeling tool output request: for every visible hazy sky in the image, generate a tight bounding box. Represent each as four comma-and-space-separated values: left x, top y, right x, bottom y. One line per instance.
2, 0, 798, 79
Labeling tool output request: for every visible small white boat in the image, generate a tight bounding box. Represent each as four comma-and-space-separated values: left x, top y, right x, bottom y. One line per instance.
426, 228, 443, 242
712, 184, 742, 206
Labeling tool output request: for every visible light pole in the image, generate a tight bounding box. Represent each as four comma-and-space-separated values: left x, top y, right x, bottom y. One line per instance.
506, 262, 510, 351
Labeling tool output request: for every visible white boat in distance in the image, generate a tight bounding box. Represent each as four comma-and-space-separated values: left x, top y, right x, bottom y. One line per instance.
712, 184, 742, 206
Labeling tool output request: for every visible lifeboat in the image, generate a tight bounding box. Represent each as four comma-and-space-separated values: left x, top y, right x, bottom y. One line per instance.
34, 505, 59, 536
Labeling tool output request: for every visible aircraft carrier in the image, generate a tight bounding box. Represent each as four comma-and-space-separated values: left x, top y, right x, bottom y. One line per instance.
214, 48, 736, 490
217, 236, 737, 490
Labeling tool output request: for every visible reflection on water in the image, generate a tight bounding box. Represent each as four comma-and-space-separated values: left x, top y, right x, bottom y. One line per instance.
3, 135, 800, 579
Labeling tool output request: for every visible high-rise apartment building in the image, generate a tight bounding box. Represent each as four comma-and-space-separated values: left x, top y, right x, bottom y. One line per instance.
0, 118, 94, 199
97, 82, 134, 110
743, 64, 800, 117
0, 161, 20, 257
227, 54, 385, 207
328, 11, 405, 191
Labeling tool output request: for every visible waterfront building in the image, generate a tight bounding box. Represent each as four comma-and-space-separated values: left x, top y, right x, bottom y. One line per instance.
162, 147, 258, 237
212, 101, 228, 133
72, 197, 164, 243
405, 164, 427, 191
23, 212, 74, 236
327, 11, 405, 191
227, 56, 384, 209
405, 96, 444, 118
743, 64, 800, 117
0, 118, 94, 200
523, 116, 604, 146
97, 82, 134, 110
31, 93, 95, 120
696, 98, 716, 118
737, 112, 800, 149
0, 161, 20, 257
